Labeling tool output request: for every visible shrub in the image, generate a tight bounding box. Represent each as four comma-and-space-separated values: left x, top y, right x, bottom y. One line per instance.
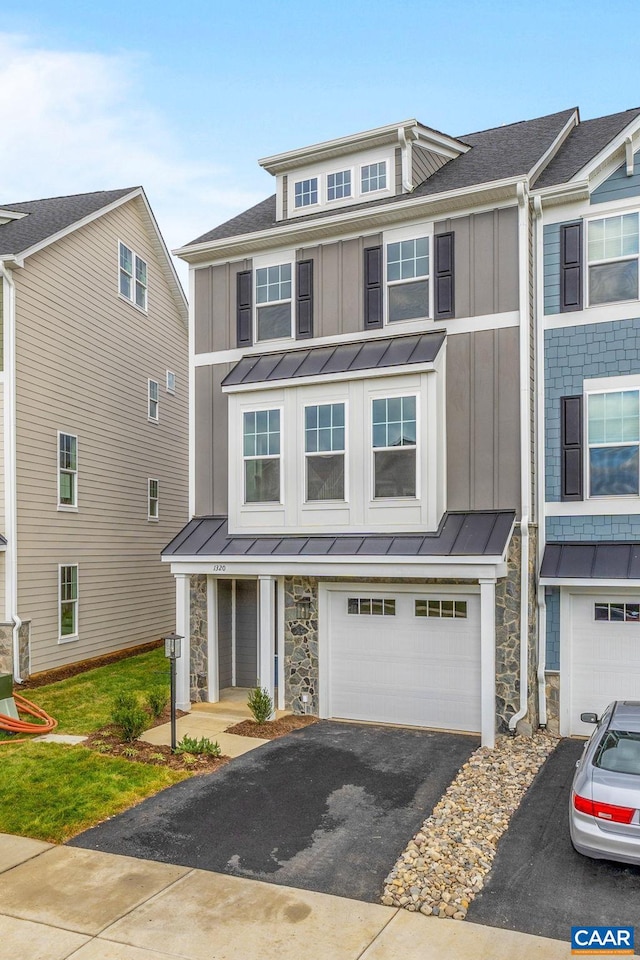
146, 686, 169, 719
111, 693, 148, 742
175, 734, 221, 757
247, 687, 273, 724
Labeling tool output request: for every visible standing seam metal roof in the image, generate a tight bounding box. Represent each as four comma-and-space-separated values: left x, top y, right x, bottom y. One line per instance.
541, 542, 640, 579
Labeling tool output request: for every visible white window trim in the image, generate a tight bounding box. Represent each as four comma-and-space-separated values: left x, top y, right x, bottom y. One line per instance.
118, 240, 148, 313
148, 478, 159, 520
370, 390, 420, 502
57, 431, 78, 511
326, 167, 354, 204
303, 400, 348, 504
242, 404, 284, 506
285, 149, 394, 218
360, 159, 389, 196
293, 176, 320, 210
166, 370, 176, 394
584, 373, 640, 500
58, 563, 78, 643
585, 211, 640, 308
253, 250, 295, 344
148, 378, 159, 422
383, 222, 433, 326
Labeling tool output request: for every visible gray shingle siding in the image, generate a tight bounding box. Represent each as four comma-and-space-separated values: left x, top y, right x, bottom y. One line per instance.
591, 150, 640, 205
546, 515, 640, 541
543, 222, 561, 315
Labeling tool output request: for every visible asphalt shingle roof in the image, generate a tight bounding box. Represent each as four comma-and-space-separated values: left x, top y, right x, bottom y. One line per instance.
0, 188, 137, 257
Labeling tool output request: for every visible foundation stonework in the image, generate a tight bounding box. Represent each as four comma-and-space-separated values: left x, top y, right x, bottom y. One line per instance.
190, 574, 208, 702
0, 625, 11, 675
545, 672, 560, 736
0, 622, 31, 678
284, 576, 319, 715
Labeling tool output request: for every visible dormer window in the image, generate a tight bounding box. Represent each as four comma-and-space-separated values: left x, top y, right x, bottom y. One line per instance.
327, 170, 352, 201
294, 178, 318, 208
361, 161, 387, 194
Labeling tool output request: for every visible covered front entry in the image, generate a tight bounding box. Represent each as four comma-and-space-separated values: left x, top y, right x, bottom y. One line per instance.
561, 588, 640, 736
320, 584, 482, 733
216, 580, 259, 690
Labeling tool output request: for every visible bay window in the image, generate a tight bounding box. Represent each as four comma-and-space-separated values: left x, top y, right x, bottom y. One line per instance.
244, 409, 281, 503
372, 395, 417, 498
305, 403, 345, 501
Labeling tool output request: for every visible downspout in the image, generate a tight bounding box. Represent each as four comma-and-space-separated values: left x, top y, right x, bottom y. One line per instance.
533, 194, 548, 727
509, 181, 531, 734
0, 261, 22, 682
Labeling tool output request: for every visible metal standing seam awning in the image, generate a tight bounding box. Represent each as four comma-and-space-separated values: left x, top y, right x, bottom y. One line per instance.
540, 542, 640, 584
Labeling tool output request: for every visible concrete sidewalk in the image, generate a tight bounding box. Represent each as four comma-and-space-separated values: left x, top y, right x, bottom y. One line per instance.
0, 833, 571, 959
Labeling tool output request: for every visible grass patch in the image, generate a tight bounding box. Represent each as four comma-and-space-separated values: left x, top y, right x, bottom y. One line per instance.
22, 648, 170, 735
0, 742, 187, 842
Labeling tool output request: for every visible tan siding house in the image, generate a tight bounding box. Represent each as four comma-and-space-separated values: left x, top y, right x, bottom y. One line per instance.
0, 187, 188, 677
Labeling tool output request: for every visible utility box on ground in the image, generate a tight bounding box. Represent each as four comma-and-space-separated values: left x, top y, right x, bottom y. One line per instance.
0, 673, 19, 720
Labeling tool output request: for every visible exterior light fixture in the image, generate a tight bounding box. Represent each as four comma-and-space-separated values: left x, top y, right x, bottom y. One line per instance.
163, 632, 183, 751
295, 596, 312, 619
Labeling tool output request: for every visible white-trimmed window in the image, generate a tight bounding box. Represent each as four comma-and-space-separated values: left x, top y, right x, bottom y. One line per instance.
587, 387, 640, 496
588, 213, 639, 305
58, 432, 77, 508
59, 564, 78, 640
387, 236, 430, 322
148, 379, 159, 421
294, 177, 318, 208
347, 597, 396, 616
372, 395, 417, 498
255, 263, 292, 341
119, 241, 148, 310
415, 599, 468, 619
166, 370, 176, 394
305, 402, 345, 501
243, 409, 281, 503
361, 161, 387, 194
327, 170, 351, 201
148, 478, 159, 519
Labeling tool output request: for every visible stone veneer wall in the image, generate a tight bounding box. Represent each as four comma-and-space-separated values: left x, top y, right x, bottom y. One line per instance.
284, 576, 319, 715
190, 575, 208, 702
494, 529, 521, 733
545, 672, 560, 736
0, 621, 31, 678
0, 624, 11, 675
526, 526, 539, 732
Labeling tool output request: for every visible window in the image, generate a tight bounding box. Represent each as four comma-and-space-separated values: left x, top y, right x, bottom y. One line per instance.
294, 178, 318, 208
166, 370, 176, 394
148, 479, 159, 519
119, 242, 148, 310
305, 403, 345, 501
372, 396, 417, 498
387, 237, 430, 322
59, 565, 78, 639
256, 263, 292, 341
148, 379, 159, 420
415, 599, 468, 619
327, 170, 351, 201
588, 213, 639, 305
243, 409, 281, 503
587, 389, 639, 496
595, 602, 640, 622
347, 597, 396, 615
361, 161, 386, 194
58, 432, 77, 508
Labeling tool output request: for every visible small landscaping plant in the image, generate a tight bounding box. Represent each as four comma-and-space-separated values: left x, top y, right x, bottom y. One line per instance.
175, 734, 221, 757
146, 686, 169, 719
111, 692, 148, 742
247, 687, 273, 724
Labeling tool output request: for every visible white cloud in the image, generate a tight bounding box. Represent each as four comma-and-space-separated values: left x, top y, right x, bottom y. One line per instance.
0, 33, 264, 282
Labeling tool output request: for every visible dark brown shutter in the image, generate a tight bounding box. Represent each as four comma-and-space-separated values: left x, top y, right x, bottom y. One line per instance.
364, 245, 383, 329
296, 259, 313, 339
434, 231, 455, 319
236, 270, 252, 347
560, 222, 583, 313
561, 395, 583, 501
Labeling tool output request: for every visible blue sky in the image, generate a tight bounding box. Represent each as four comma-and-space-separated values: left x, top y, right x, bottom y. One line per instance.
3, 0, 640, 279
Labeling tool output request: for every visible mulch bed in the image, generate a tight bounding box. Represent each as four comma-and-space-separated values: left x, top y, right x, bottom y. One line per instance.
84, 727, 230, 773
18, 640, 163, 689
226, 714, 318, 739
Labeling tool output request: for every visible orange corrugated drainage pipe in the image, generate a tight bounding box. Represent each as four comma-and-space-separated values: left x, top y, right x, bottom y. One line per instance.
0, 693, 58, 744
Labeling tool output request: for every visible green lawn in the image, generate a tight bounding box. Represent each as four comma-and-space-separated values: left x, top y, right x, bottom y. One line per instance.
0, 648, 184, 842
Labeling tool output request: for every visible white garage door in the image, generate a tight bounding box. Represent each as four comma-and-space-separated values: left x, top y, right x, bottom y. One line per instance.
327, 588, 481, 732
570, 593, 640, 735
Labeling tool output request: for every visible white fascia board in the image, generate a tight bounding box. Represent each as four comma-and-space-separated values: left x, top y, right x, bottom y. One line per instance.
165, 556, 508, 580
174, 178, 523, 262
540, 577, 640, 588
569, 113, 640, 185
529, 110, 579, 187
221, 360, 438, 394
531, 181, 590, 208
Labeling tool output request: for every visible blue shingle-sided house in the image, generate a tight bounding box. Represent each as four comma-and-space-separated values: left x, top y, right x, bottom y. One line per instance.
164, 105, 640, 746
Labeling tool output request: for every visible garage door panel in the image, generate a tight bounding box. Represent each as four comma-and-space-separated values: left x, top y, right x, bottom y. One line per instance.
328, 590, 480, 732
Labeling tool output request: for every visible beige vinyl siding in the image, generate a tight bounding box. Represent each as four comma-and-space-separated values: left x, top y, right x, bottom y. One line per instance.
412, 146, 449, 187
13, 197, 188, 672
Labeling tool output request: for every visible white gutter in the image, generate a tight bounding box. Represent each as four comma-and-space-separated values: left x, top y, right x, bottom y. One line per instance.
0, 261, 21, 681
533, 195, 548, 727
509, 181, 532, 734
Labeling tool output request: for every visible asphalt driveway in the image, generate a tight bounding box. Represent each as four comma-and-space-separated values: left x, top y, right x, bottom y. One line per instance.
468, 738, 640, 943
70, 720, 478, 902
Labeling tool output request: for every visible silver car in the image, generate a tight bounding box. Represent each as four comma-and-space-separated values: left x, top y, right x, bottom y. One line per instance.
570, 701, 640, 865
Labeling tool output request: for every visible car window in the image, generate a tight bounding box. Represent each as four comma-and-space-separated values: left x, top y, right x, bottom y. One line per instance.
594, 731, 640, 775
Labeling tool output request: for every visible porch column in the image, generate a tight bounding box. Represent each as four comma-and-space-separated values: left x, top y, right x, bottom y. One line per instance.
175, 573, 191, 712
258, 575, 276, 715
479, 578, 496, 749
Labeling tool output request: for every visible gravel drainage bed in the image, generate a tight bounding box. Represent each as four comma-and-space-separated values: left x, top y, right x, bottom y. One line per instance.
382, 733, 558, 919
